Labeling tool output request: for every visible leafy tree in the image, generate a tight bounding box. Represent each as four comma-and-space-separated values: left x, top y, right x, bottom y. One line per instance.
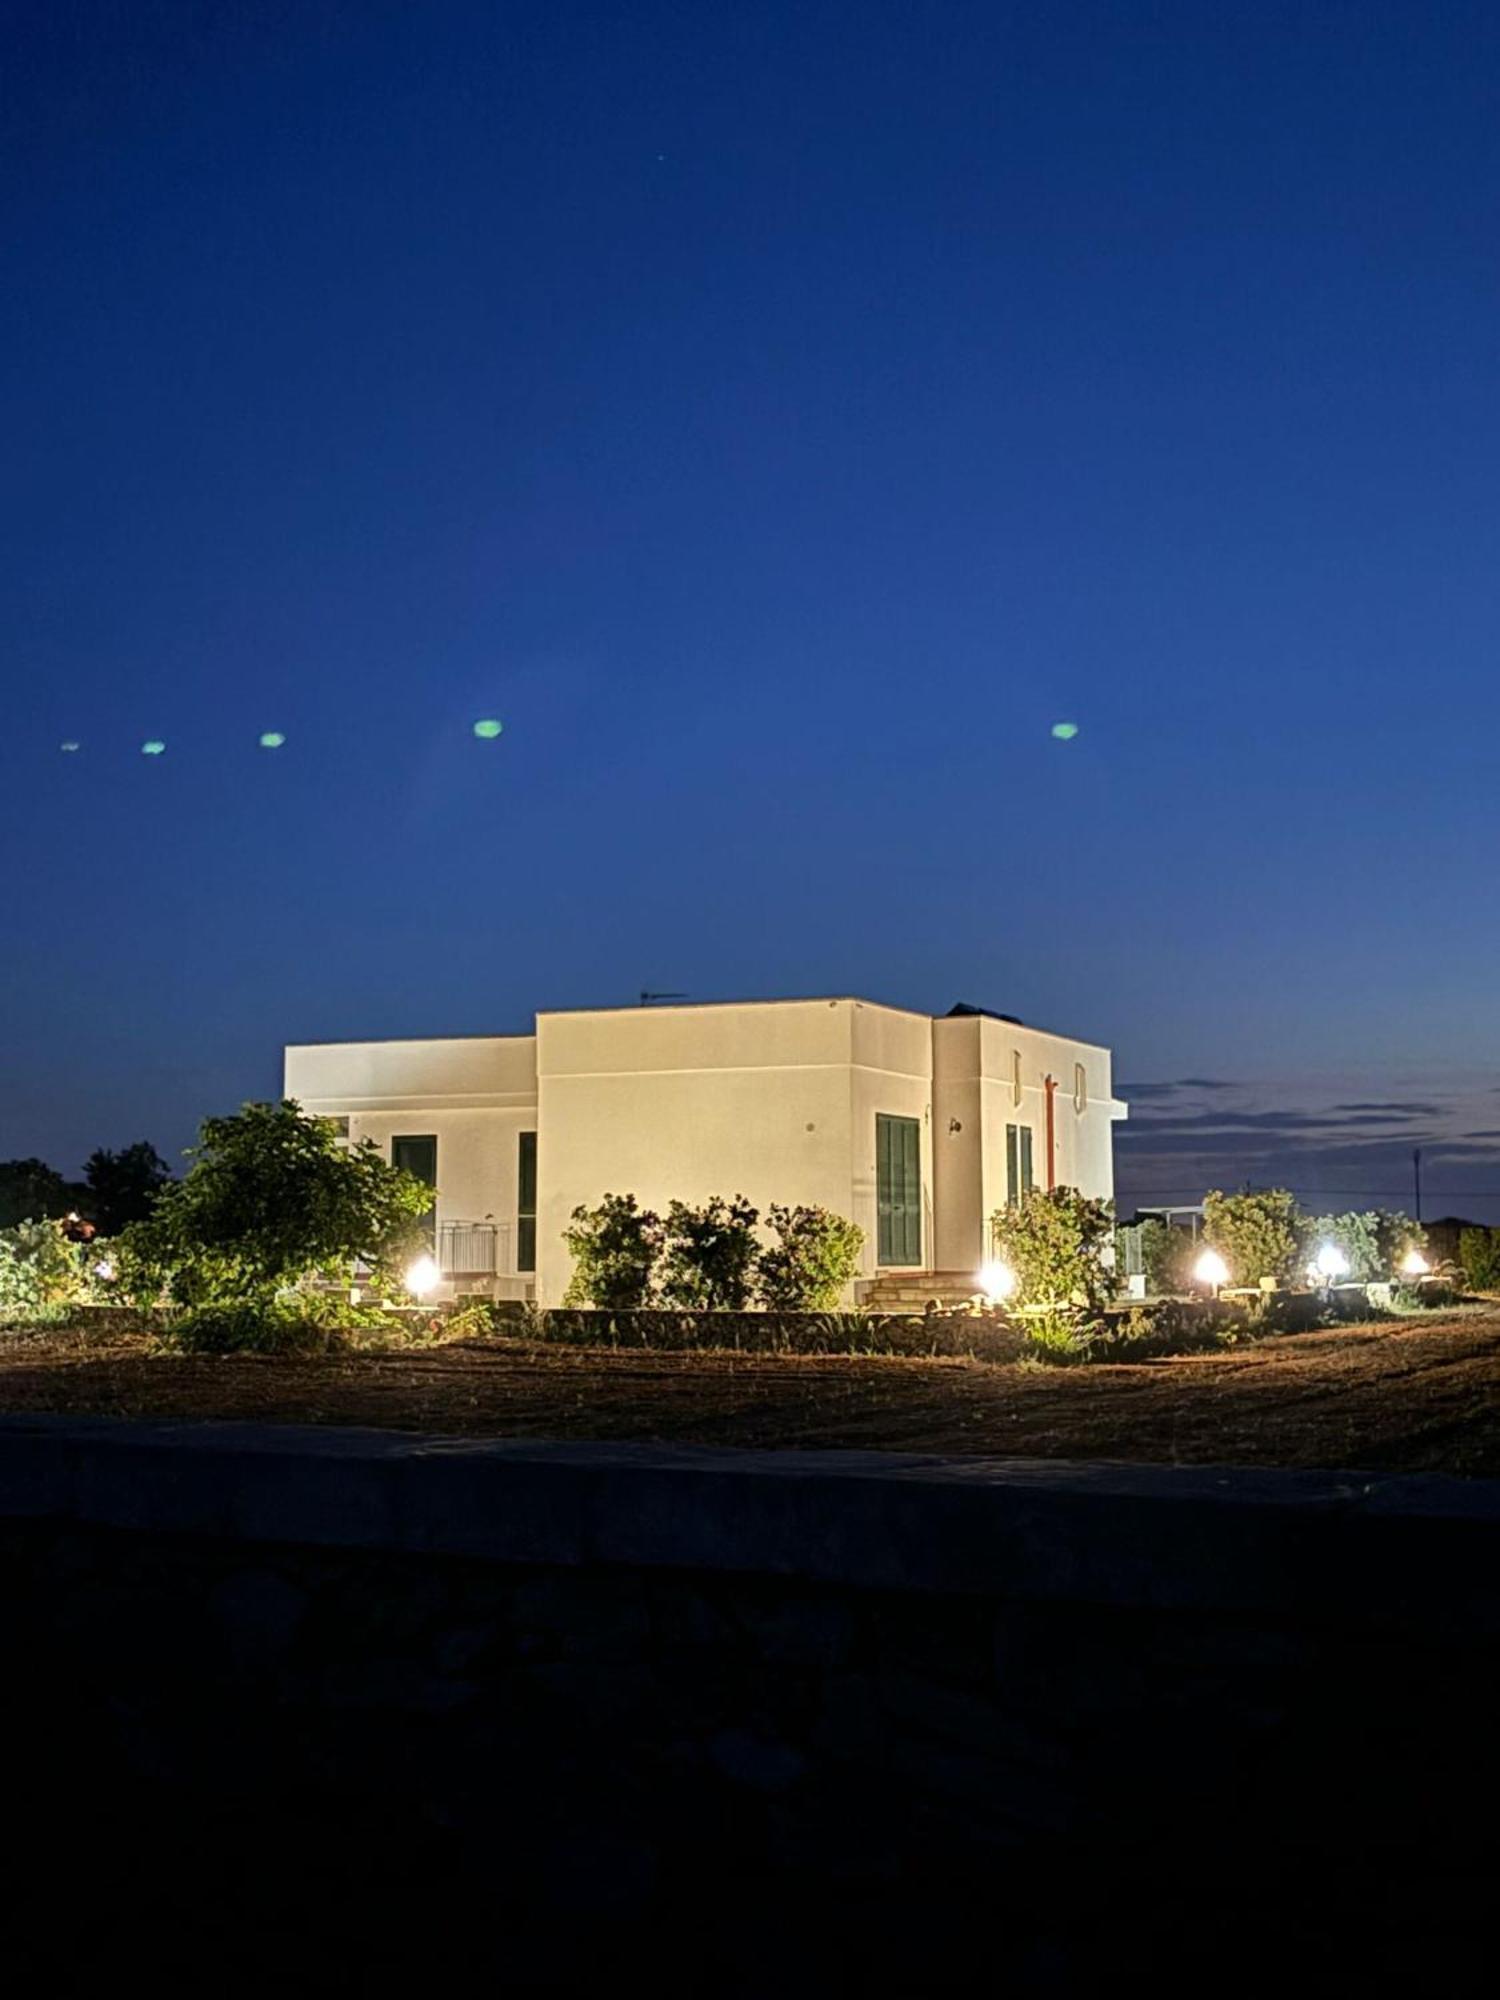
660, 1194, 761, 1309
990, 1187, 1115, 1313
121, 1100, 433, 1304
0, 1158, 72, 1228
1203, 1188, 1301, 1287
757, 1204, 864, 1310
84, 1141, 172, 1235
1458, 1227, 1500, 1292
1301, 1210, 1382, 1282
562, 1193, 664, 1308
1372, 1210, 1427, 1278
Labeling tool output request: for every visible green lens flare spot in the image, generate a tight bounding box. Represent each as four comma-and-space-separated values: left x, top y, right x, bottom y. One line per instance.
1050, 721, 1079, 741
59, 741, 80, 753
472, 718, 503, 740
258, 731, 286, 749
141, 739, 166, 756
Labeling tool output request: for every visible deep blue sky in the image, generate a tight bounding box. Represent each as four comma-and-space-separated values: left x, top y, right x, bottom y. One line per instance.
5, 1, 1500, 1215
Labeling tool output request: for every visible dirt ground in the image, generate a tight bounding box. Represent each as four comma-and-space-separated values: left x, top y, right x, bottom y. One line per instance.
2, 1304, 1499, 1475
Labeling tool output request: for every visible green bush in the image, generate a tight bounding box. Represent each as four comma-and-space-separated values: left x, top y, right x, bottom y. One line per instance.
1372, 1210, 1427, 1278
1203, 1188, 1301, 1287
1459, 1227, 1500, 1291
756, 1204, 864, 1310
166, 1294, 409, 1355
0, 1219, 91, 1317
1301, 1210, 1382, 1282
660, 1194, 761, 1309
990, 1187, 1115, 1313
562, 1193, 664, 1308
122, 1100, 433, 1306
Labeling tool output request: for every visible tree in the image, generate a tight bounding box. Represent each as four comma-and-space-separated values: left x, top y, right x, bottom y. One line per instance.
990, 1187, 1115, 1313
757, 1204, 864, 1310
122, 1100, 433, 1304
562, 1193, 663, 1308
84, 1142, 172, 1235
0, 1158, 72, 1229
660, 1195, 760, 1309
1301, 1210, 1382, 1282
1202, 1188, 1301, 1287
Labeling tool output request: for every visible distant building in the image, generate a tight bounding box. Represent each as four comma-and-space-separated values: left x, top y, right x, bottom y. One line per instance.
285, 997, 1128, 1305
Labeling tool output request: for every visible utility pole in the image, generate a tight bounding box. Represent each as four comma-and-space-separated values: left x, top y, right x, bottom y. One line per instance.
1413, 1147, 1423, 1223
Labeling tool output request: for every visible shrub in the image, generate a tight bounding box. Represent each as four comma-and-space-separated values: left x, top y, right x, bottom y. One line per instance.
121, 1100, 433, 1306
1203, 1188, 1301, 1287
166, 1294, 405, 1355
0, 1219, 90, 1316
562, 1193, 663, 1308
1372, 1210, 1427, 1278
990, 1187, 1115, 1313
660, 1195, 760, 1309
756, 1204, 864, 1310
1301, 1210, 1383, 1282
1459, 1227, 1500, 1291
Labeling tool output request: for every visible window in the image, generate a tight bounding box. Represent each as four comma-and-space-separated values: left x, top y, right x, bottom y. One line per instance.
517, 1131, 537, 1273
875, 1114, 922, 1266
1074, 1062, 1087, 1114
327, 1116, 350, 1142
1011, 1050, 1023, 1107
392, 1136, 438, 1244
1005, 1124, 1035, 1207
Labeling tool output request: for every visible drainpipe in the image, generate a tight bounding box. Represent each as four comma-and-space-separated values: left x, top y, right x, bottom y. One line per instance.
1044, 1074, 1057, 1190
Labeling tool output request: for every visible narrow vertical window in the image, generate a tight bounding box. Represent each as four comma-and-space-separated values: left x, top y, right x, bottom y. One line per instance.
1007, 1124, 1035, 1206
1012, 1050, 1023, 1107
392, 1135, 438, 1246
517, 1130, 537, 1273
1074, 1062, 1087, 1113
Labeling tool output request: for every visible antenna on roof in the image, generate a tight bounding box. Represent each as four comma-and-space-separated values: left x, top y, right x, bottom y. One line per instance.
639, 990, 689, 1006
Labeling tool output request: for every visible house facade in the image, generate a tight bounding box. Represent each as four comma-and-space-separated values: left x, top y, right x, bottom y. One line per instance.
283, 997, 1127, 1305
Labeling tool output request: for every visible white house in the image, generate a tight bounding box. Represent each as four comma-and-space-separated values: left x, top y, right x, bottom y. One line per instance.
283, 997, 1127, 1306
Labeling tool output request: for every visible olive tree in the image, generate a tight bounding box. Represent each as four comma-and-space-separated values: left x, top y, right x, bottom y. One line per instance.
121, 1100, 433, 1304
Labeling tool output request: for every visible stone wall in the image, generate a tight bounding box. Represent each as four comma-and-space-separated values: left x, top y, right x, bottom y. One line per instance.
1, 1416, 1496, 1985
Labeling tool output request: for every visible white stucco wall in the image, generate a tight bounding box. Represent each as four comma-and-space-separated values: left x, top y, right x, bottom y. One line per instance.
535, 1001, 862, 1305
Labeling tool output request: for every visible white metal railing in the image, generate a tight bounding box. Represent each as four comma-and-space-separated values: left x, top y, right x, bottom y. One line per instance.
439, 1220, 513, 1277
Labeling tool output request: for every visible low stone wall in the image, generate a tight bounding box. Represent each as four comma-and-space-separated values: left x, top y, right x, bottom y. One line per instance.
1, 1417, 1496, 1982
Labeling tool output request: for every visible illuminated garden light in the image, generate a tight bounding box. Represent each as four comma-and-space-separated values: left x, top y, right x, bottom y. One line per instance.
258, 731, 286, 749
1051, 721, 1079, 741
1400, 1249, 1431, 1278
472, 718, 503, 740
976, 1258, 1017, 1304
141, 739, 166, 756
404, 1253, 440, 1298
1311, 1242, 1350, 1284
1193, 1247, 1229, 1292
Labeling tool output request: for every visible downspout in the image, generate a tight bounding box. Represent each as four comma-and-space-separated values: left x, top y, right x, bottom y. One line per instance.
1044, 1074, 1057, 1191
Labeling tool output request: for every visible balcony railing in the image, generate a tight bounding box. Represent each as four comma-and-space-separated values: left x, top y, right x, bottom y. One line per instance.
439, 1220, 509, 1277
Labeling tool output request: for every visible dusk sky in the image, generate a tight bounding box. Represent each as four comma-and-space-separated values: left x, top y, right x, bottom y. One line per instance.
5, 2, 1500, 1215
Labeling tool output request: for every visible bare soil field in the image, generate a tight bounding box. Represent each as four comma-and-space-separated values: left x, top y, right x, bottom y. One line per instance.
2, 1305, 1499, 1474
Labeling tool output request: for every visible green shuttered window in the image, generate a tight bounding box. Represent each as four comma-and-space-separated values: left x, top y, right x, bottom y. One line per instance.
876, 1113, 922, 1266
